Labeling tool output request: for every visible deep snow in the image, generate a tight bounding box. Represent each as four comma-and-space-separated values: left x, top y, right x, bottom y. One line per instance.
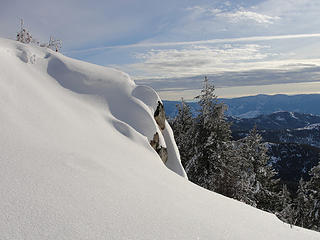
0, 38, 319, 239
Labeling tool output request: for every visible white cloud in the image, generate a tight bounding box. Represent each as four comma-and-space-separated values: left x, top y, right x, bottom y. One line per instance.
218, 10, 280, 24
121, 40, 320, 81
185, 4, 280, 30
126, 44, 271, 79
186, 6, 222, 15
65, 33, 320, 55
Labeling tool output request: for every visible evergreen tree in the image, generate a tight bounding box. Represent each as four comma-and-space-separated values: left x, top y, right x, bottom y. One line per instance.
277, 184, 295, 225
170, 98, 195, 170
238, 127, 280, 211
16, 19, 32, 44
304, 163, 320, 230
48, 36, 62, 52
233, 140, 257, 206
188, 76, 233, 193
215, 141, 242, 198
294, 179, 310, 228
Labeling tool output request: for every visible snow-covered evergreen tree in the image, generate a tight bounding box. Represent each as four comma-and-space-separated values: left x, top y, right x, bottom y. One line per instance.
277, 184, 295, 225
16, 19, 32, 44
294, 179, 310, 228
303, 163, 320, 230
215, 141, 242, 198
233, 141, 257, 206
238, 127, 279, 211
188, 76, 232, 192
170, 98, 195, 171
48, 36, 62, 52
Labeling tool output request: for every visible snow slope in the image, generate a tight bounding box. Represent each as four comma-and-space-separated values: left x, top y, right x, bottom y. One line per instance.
0, 38, 319, 239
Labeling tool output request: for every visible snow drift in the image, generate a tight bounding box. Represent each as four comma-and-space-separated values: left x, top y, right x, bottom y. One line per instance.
0, 38, 319, 239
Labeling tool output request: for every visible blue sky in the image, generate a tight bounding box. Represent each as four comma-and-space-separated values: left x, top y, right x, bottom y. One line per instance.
1, 0, 320, 99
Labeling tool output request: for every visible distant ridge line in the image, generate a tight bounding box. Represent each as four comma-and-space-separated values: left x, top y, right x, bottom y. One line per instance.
163, 93, 320, 118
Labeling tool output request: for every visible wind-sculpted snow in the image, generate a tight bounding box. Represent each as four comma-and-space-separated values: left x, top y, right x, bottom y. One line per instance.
0, 38, 319, 239
46, 50, 186, 174
47, 55, 155, 139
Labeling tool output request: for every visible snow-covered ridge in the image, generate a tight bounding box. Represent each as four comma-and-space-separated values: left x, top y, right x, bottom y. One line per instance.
1, 38, 186, 177
0, 38, 319, 239
296, 123, 320, 130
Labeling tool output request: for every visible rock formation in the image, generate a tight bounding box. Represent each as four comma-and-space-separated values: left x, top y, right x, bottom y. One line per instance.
157, 146, 168, 164
150, 132, 159, 150
150, 131, 168, 164
154, 101, 166, 130
149, 101, 168, 164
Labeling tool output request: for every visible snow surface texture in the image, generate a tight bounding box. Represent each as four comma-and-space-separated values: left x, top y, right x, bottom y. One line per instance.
0, 38, 319, 239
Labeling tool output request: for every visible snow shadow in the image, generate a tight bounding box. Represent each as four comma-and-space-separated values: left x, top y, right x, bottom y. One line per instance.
47, 56, 158, 142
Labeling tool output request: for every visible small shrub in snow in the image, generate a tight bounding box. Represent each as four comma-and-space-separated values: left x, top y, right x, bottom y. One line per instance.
16, 19, 62, 52
47, 36, 62, 52
16, 19, 32, 44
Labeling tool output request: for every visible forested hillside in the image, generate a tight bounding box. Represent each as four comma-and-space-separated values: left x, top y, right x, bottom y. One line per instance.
169, 79, 320, 232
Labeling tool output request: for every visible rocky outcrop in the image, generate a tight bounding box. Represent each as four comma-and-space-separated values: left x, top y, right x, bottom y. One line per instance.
150, 132, 168, 164
149, 101, 169, 164
150, 132, 159, 150
154, 101, 166, 130
157, 146, 168, 164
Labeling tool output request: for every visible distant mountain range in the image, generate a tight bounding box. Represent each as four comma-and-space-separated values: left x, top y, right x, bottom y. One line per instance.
230, 111, 320, 148
229, 111, 320, 193
163, 94, 320, 118
229, 111, 320, 131
221, 94, 320, 118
